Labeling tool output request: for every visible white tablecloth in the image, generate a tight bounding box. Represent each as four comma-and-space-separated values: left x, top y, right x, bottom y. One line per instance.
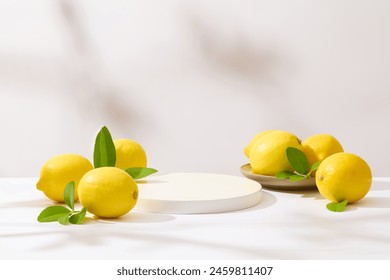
1, 177, 390, 260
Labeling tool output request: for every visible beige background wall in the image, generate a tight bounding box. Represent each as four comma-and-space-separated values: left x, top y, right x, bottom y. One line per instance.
1, 0, 389, 177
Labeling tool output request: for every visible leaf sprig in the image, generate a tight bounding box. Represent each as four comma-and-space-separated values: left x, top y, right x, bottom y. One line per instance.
276, 147, 320, 182
37, 182, 87, 225
37, 126, 158, 225
275, 147, 349, 212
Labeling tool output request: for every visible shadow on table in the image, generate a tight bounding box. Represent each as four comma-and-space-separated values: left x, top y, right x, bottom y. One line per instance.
267, 188, 390, 211
0, 226, 288, 259
354, 197, 390, 209
0, 199, 50, 208
266, 188, 324, 200
370, 180, 390, 191
333, 197, 390, 212
232, 191, 276, 213
0, 197, 175, 223
136, 179, 168, 184
88, 211, 176, 224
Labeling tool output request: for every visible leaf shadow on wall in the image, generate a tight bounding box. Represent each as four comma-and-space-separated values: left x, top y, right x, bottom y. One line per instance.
58, 0, 151, 134
183, 9, 310, 131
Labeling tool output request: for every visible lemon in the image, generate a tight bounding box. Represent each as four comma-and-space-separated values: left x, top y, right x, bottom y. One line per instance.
114, 139, 147, 169
316, 153, 372, 203
249, 131, 302, 176
302, 134, 344, 167
36, 154, 93, 202
244, 130, 277, 158
78, 167, 138, 218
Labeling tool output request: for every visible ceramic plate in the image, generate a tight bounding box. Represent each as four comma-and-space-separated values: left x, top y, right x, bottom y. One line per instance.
240, 164, 317, 191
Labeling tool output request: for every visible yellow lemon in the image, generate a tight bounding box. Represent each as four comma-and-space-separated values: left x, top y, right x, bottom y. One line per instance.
78, 167, 138, 218
302, 134, 344, 167
244, 130, 277, 158
36, 154, 93, 202
316, 153, 372, 203
249, 131, 302, 176
114, 139, 147, 169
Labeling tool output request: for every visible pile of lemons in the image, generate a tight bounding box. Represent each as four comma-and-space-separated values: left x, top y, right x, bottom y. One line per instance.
244, 130, 372, 204
37, 139, 147, 218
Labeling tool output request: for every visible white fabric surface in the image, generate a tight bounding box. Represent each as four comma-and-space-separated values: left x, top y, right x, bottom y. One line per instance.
1, 177, 390, 260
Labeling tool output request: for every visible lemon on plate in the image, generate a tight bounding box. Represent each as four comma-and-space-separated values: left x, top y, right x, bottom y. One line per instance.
244, 130, 276, 158
36, 154, 93, 202
316, 152, 372, 203
302, 134, 344, 167
114, 139, 147, 169
249, 130, 302, 176
78, 167, 138, 218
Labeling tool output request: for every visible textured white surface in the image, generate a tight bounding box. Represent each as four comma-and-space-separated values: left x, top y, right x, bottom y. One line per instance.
1, 177, 390, 260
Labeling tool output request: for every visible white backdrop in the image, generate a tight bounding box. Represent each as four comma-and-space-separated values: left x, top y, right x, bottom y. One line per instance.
1, 0, 389, 177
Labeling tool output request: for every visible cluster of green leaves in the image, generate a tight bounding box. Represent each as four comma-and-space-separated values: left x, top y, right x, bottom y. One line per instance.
37, 126, 158, 225
37, 182, 86, 225
276, 147, 349, 212
276, 147, 319, 182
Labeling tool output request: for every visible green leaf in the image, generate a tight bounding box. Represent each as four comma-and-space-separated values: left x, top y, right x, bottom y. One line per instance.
326, 202, 337, 211
58, 213, 70, 225
326, 200, 348, 212
336, 200, 349, 211
289, 174, 306, 182
309, 162, 321, 174
286, 147, 309, 175
69, 207, 87, 224
276, 171, 295, 179
93, 126, 116, 168
125, 167, 158, 180
37, 206, 71, 223
64, 181, 75, 210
